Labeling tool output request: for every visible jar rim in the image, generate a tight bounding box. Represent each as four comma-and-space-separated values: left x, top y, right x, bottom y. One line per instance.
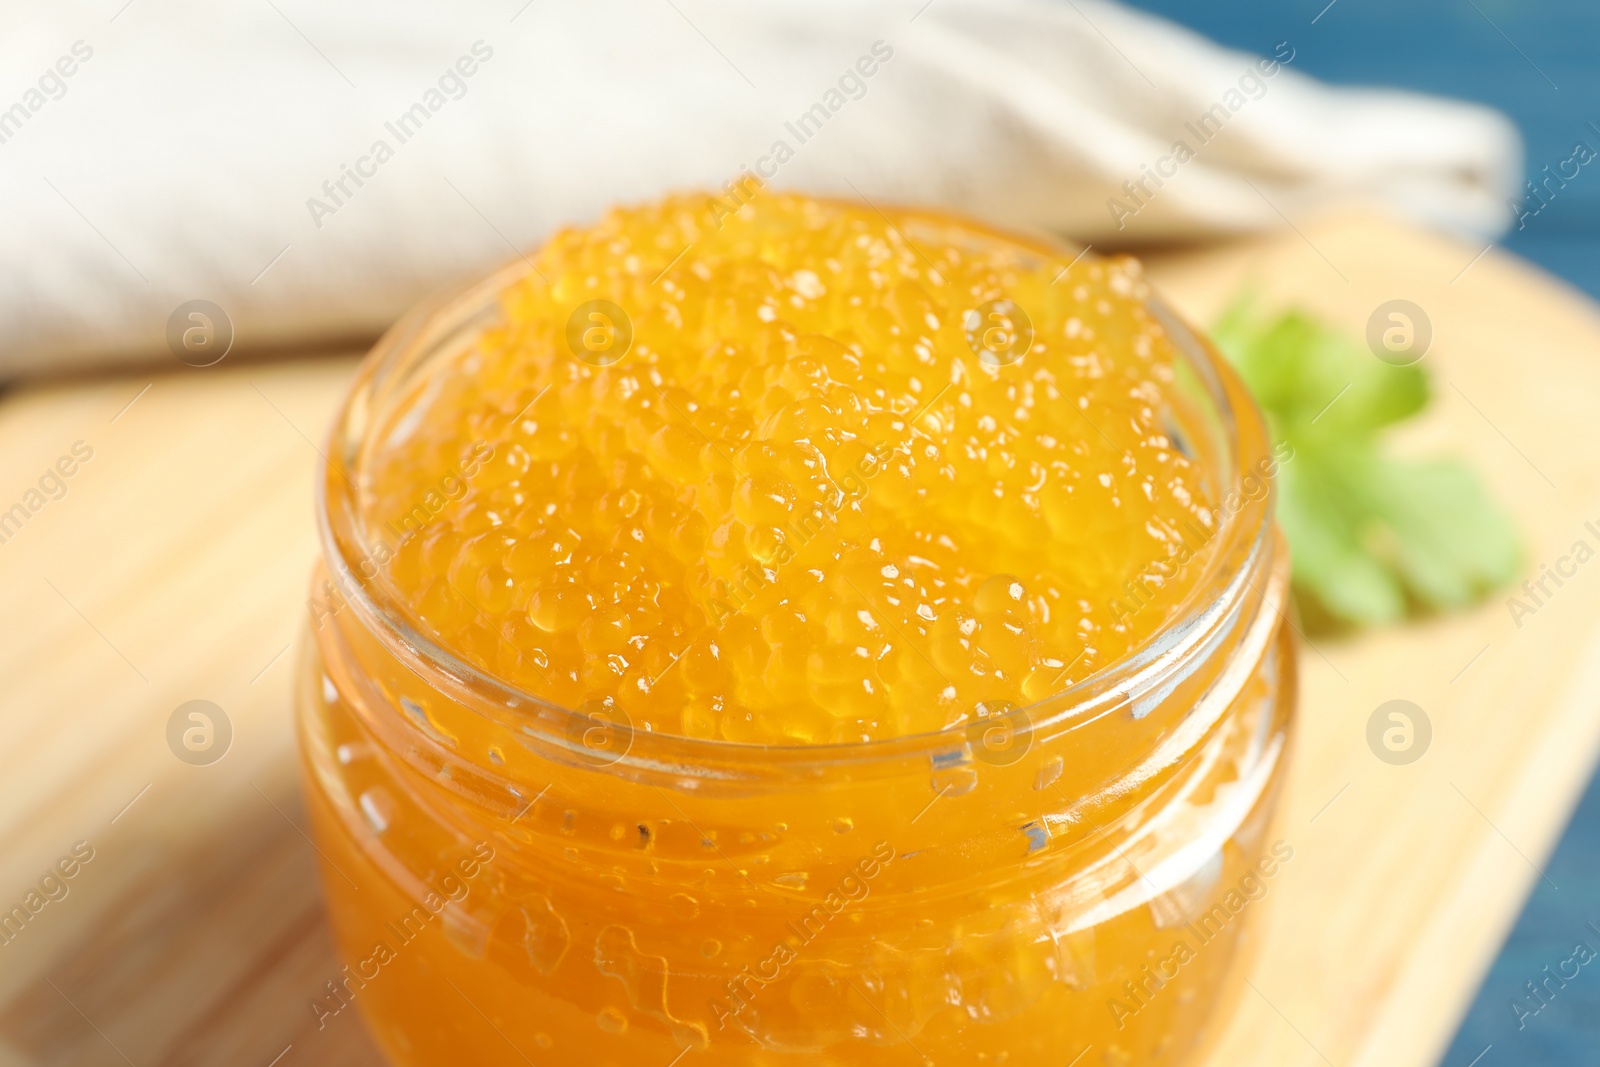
313, 203, 1280, 776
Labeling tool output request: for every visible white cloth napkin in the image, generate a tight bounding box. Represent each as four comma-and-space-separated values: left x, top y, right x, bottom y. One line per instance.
0, 0, 1520, 377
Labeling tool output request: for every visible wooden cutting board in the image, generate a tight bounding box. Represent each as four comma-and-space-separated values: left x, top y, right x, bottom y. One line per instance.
1, 210, 1597, 1067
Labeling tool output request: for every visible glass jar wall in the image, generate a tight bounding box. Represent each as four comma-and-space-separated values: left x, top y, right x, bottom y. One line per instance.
296, 205, 1296, 1066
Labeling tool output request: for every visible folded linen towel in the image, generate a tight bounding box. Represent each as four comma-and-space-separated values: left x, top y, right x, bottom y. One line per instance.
0, 0, 1520, 377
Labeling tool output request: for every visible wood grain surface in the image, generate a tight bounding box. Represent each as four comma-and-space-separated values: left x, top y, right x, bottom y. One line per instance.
1, 211, 1597, 1067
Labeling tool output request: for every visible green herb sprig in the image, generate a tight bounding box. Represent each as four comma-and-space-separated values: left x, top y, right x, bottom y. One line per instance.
1210, 296, 1521, 630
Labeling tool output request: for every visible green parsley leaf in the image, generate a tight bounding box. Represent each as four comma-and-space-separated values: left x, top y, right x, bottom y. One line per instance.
1210, 295, 1521, 629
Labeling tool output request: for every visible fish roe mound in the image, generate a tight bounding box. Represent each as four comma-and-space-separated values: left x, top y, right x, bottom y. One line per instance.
362, 190, 1218, 744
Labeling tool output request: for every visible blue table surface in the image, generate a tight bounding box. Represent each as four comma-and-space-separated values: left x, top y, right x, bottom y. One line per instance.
1117, 2, 1600, 1063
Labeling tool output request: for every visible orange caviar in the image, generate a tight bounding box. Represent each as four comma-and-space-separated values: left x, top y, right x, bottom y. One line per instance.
362, 191, 1216, 743
300, 191, 1296, 1067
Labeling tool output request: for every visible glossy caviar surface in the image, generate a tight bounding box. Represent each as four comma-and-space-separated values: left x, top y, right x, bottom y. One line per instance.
302, 192, 1299, 1067
361, 190, 1217, 743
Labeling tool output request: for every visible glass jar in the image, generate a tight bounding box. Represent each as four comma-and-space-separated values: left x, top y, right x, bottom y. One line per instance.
297, 238, 1296, 1066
